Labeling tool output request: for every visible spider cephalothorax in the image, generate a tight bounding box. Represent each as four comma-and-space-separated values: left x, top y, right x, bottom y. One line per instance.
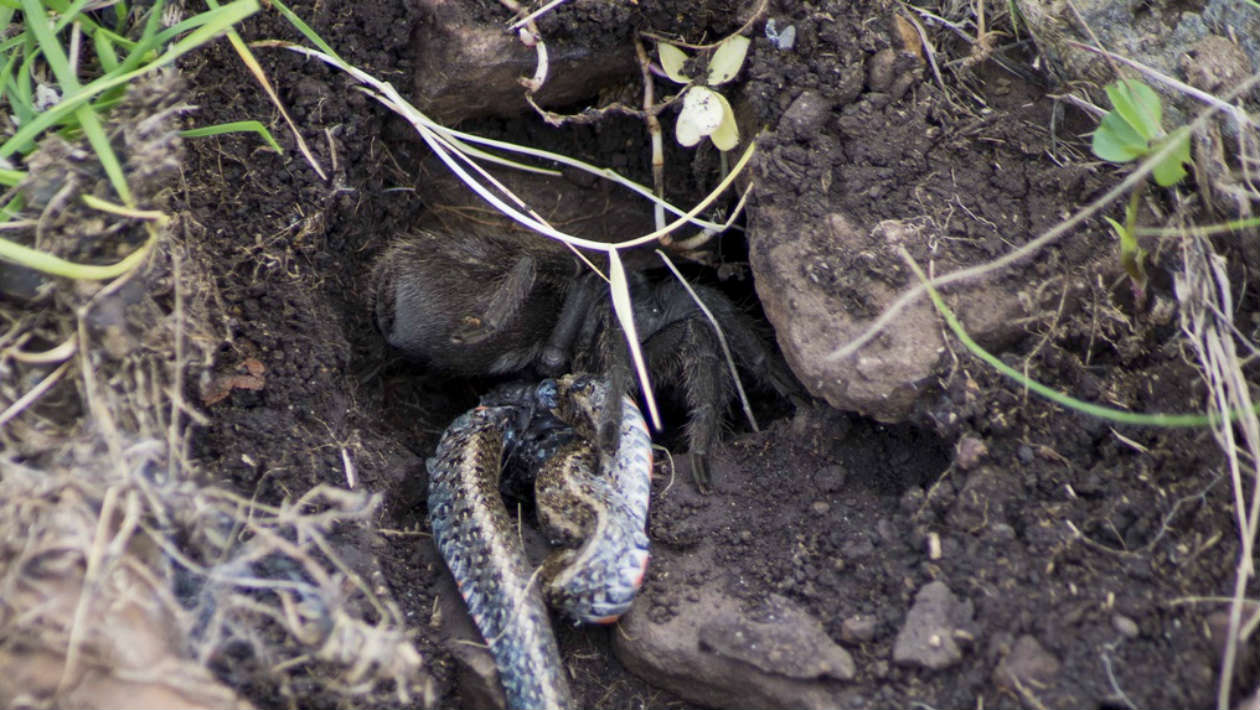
372, 227, 802, 487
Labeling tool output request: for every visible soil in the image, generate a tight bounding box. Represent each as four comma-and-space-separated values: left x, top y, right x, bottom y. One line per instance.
158, 0, 1247, 707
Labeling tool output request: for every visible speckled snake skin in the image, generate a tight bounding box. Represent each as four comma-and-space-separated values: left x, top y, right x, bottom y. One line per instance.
426, 375, 652, 709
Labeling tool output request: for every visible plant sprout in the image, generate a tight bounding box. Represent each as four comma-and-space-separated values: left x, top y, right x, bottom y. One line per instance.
657, 35, 750, 150
1090, 78, 1192, 292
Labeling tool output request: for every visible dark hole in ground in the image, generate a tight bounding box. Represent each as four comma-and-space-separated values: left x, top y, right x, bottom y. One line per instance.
360, 91, 956, 706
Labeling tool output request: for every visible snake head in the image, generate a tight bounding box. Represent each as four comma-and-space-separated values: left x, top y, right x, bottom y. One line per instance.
553, 374, 619, 465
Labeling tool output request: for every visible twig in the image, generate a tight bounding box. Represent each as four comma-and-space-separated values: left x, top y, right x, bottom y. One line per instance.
500, 0, 549, 93
0, 358, 72, 428
636, 37, 667, 232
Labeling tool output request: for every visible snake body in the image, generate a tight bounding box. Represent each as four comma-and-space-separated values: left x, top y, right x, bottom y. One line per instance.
427, 375, 652, 709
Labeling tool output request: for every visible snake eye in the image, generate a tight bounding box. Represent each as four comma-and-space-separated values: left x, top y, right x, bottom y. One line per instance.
565, 374, 593, 395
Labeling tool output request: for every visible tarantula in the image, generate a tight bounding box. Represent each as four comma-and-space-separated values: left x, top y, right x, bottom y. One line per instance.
372, 226, 801, 487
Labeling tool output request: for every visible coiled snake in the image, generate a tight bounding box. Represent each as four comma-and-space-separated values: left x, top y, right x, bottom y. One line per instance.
426, 375, 653, 709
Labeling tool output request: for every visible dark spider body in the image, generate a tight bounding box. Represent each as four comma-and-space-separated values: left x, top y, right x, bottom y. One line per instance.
372, 227, 802, 486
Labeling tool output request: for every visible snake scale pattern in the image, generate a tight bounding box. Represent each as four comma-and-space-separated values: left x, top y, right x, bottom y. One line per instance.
427, 375, 652, 709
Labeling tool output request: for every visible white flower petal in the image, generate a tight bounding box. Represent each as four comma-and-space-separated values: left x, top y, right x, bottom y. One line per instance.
680, 86, 725, 135
675, 110, 703, 147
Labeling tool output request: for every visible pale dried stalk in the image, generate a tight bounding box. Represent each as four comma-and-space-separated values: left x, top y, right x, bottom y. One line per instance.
1177, 233, 1260, 710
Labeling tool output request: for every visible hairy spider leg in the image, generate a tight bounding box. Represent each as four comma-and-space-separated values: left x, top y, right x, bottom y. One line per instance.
540, 270, 603, 375
450, 254, 539, 345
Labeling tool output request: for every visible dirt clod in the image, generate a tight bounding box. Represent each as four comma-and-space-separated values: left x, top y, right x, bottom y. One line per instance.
993, 635, 1061, 694
893, 581, 972, 671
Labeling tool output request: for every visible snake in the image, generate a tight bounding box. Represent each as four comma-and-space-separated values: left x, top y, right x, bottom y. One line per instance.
426, 374, 653, 709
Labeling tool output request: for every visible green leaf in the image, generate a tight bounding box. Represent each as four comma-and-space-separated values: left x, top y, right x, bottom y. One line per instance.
657, 42, 690, 83
707, 35, 749, 85
1091, 110, 1147, 163
709, 90, 739, 150
1105, 79, 1162, 143
1151, 128, 1191, 187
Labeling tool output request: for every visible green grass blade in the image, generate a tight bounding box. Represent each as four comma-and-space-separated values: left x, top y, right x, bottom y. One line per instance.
0, 0, 260, 160
181, 120, 283, 153
115, 0, 169, 74
93, 25, 121, 72
49, 0, 101, 34
1135, 216, 1260, 238
19, 0, 79, 89
0, 233, 153, 279
1, 194, 22, 221
21, 0, 134, 202
77, 107, 132, 203
268, 0, 344, 62
0, 168, 26, 186
0, 42, 22, 102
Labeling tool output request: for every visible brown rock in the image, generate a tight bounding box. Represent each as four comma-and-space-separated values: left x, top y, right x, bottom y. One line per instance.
840, 614, 877, 644
780, 91, 833, 140
748, 209, 1031, 421
616, 590, 854, 709
698, 594, 855, 680
892, 581, 972, 670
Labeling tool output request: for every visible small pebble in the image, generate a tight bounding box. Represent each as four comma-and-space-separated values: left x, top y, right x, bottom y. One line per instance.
988, 522, 1016, 543
811, 501, 831, 515
840, 614, 877, 644
1113, 614, 1140, 638
1017, 444, 1035, 464
765, 18, 797, 51
955, 436, 988, 470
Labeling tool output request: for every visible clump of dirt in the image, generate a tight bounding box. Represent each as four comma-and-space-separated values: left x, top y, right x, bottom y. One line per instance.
5, 0, 1253, 708
0, 69, 432, 709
